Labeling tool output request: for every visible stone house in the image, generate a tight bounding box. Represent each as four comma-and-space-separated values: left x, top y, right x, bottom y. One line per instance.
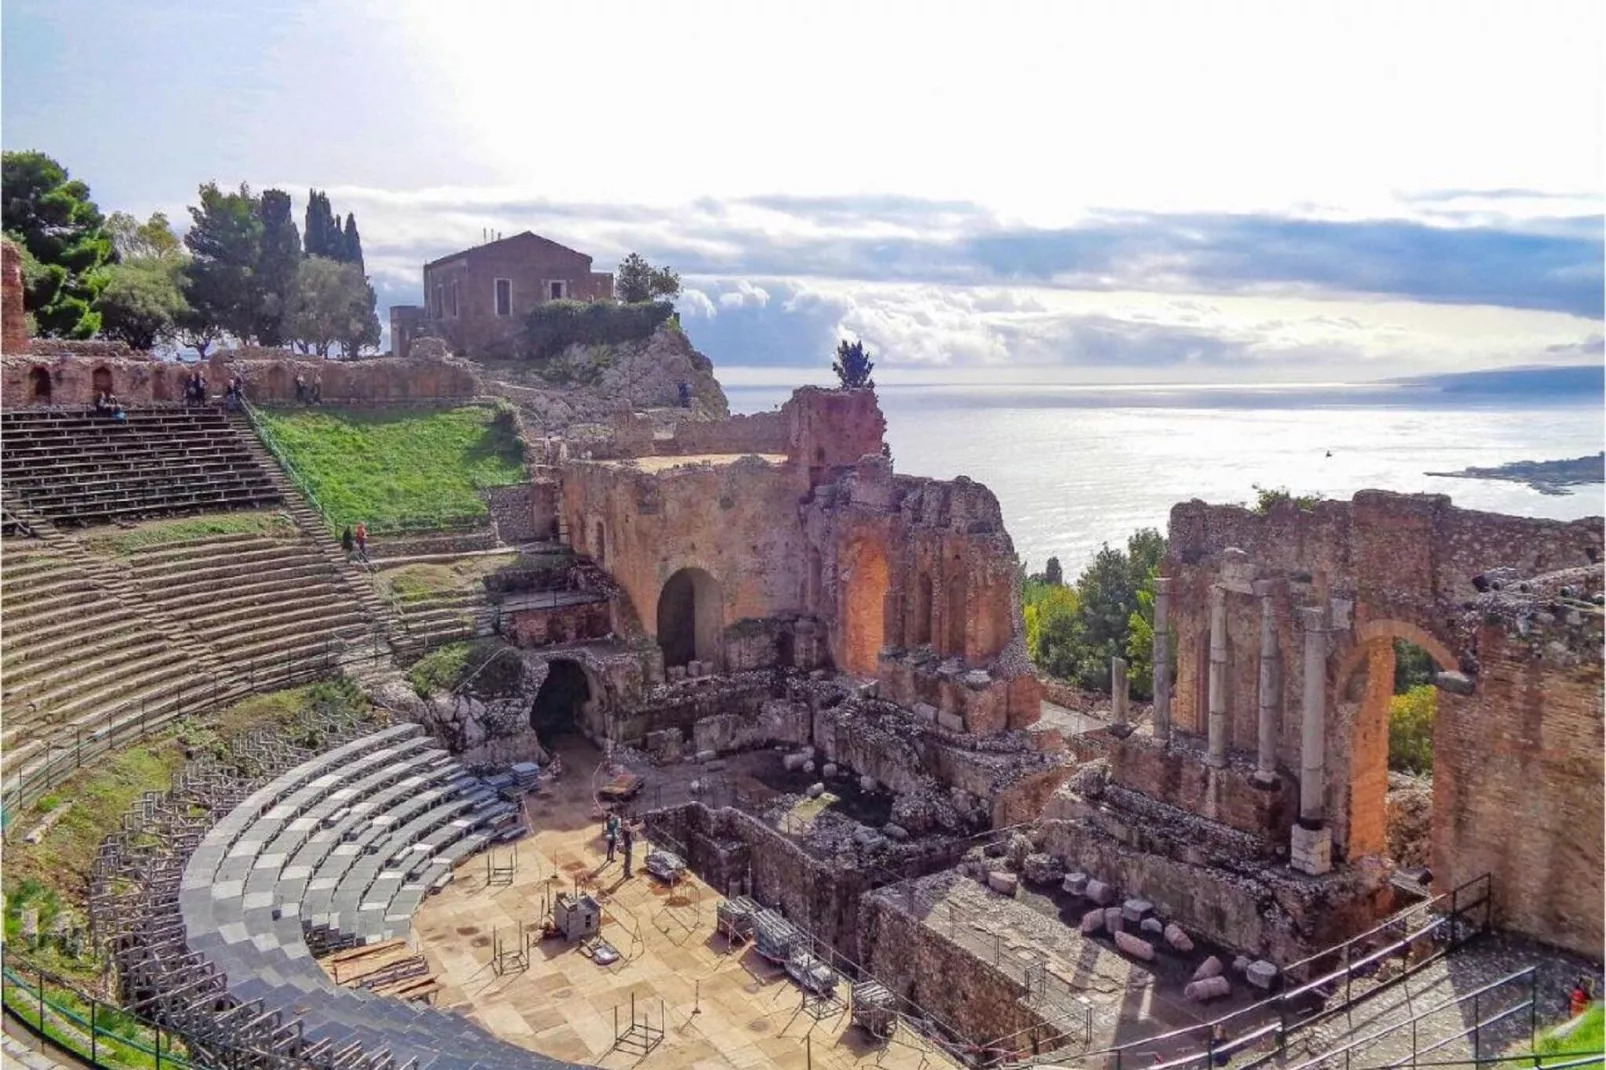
391, 231, 615, 360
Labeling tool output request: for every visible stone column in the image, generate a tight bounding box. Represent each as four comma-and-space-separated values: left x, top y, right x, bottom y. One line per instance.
1110, 657, 1129, 728
1291, 605, 1334, 875
1206, 583, 1228, 766
1152, 577, 1172, 742
1254, 580, 1279, 783
1298, 606, 1328, 821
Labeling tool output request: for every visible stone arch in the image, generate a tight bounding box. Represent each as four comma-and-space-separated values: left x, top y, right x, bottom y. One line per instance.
91, 365, 113, 396
1333, 619, 1455, 864
841, 538, 889, 676
529, 658, 595, 739
28, 365, 50, 402
657, 566, 723, 669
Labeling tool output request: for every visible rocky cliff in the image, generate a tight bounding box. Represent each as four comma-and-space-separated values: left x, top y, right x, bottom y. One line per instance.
476, 323, 730, 435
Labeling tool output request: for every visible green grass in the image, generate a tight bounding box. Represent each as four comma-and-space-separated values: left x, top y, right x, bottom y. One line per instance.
406, 638, 522, 698
256, 405, 526, 531
81, 510, 298, 556
377, 553, 518, 604
1528, 1004, 1604, 1065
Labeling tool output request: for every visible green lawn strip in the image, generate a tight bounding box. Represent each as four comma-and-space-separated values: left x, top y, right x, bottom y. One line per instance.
377, 553, 519, 604
80, 510, 299, 556
255, 405, 526, 531
2, 968, 191, 1069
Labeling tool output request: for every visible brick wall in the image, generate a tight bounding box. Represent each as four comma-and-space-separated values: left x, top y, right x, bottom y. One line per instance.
483, 483, 538, 543
422, 234, 610, 360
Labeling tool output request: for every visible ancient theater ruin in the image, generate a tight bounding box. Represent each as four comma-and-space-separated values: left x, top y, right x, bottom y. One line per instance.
1, 232, 1601, 1070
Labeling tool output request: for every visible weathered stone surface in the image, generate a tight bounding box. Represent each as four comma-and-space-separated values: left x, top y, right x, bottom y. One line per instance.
1103, 907, 1123, 934
1121, 898, 1154, 923
1233, 955, 1252, 975
1084, 878, 1113, 905
859, 775, 879, 793
1184, 976, 1232, 1002
695, 749, 717, 764
1114, 931, 1155, 960
1022, 853, 1064, 885
913, 702, 939, 725
1164, 923, 1195, 953
937, 711, 965, 733
783, 753, 808, 772
882, 823, 908, 841
1080, 908, 1105, 934
1192, 956, 1223, 981
1246, 960, 1278, 989
806, 782, 825, 799
1063, 871, 1089, 896
1140, 916, 1165, 937
822, 762, 838, 777
987, 871, 1019, 896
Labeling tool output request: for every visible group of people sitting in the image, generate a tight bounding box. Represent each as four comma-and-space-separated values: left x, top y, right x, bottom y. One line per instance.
339, 522, 369, 561
93, 391, 126, 422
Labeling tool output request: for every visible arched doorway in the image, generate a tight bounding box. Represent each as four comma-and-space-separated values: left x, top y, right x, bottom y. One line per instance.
1333, 620, 1455, 868
530, 659, 592, 739
91, 366, 113, 397
29, 366, 51, 402
910, 572, 933, 646
657, 567, 723, 669
841, 539, 889, 676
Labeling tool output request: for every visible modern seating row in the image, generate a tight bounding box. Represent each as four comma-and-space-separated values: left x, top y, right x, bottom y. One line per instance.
178, 724, 566, 1070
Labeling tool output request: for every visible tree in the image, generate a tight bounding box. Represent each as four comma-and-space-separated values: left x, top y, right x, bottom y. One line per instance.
833, 339, 875, 389
253, 189, 302, 346
106, 210, 182, 261
614, 252, 680, 302
1388, 684, 1437, 773
341, 212, 365, 272
95, 259, 188, 350
1044, 556, 1064, 587
1024, 579, 1080, 678
182, 182, 264, 344
289, 256, 372, 358
303, 190, 339, 259
1031, 527, 1167, 691
2, 150, 115, 337
338, 278, 381, 358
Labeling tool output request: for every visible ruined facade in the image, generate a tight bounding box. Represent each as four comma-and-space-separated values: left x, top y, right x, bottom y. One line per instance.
391, 231, 615, 360
1104, 492, 1605, 957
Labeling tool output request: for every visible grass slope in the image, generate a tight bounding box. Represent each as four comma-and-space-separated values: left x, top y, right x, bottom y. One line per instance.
81, 510, 298, 556
257, 405, 525, 531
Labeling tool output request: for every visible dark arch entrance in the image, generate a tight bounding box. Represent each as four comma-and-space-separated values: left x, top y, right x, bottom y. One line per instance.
530, 659, 591, 739
29, 366, 51, 402
657, 567, 722, 669
91, 366, 113, 396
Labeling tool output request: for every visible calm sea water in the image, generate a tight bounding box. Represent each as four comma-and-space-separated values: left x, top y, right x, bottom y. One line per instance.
727, 383, 1605, 577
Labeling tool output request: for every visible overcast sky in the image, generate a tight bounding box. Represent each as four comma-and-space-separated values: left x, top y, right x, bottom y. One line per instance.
4, 0, 1602, 384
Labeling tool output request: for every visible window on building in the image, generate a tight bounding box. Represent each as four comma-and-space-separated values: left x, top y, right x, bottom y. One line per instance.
495, 279, 512, 317
450, 280, 460, 318
549, 280, 567, 300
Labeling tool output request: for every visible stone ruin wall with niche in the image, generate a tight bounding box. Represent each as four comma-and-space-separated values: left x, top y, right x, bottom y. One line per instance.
1162, 490, 1603, 956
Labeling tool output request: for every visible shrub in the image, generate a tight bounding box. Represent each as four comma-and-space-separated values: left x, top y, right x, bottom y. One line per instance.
1252, 484, 1324, 514
1389, 684, 1437, 773
523, 299, 673, 360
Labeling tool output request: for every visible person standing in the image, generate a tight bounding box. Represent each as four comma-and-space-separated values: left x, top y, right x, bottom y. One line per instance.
621, 822, 635, 878
340, 526, 355, 558
354, 521, 368, 560
604, 812, 620, 863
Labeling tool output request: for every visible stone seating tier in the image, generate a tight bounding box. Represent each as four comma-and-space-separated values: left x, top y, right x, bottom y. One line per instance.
178, 724, 564, 1069
0, 407, 281, 525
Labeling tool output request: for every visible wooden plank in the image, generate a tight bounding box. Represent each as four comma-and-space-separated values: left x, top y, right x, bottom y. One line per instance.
323, 937, 407, 965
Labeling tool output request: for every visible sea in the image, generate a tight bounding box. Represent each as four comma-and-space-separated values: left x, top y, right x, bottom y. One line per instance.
725, 382, 1605, 578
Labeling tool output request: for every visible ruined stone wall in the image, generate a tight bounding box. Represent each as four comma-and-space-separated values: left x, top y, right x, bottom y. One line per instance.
504, 602, 612, 648
1432, 614, 1604, 958
1, 239, 26, 355
1, 350, 483, 408
483, 483, 539, 543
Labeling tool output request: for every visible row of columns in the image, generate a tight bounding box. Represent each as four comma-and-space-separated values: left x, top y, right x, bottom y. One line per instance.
1145, 576, 1329, 825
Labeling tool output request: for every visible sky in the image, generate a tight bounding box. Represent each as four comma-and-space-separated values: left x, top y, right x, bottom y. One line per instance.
3, 0, 1602, 385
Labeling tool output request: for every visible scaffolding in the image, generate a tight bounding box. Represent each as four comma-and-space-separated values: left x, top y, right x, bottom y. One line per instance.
610, 992, 665, 1058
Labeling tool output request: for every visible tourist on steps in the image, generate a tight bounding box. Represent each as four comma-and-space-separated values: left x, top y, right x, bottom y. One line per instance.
224, 378, 243, 412
340, 526, 355, 557
354, 522, 368, 560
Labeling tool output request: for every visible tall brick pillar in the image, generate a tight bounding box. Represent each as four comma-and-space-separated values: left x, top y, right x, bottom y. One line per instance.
1152, 576, 1173, 742
2, 238, 29, 354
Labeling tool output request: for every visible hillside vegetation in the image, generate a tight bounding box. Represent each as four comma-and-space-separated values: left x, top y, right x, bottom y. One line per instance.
257, 404, 526, 531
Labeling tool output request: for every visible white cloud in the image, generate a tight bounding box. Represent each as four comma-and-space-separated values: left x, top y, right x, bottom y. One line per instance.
676, 287, 717, 319
717, 280, 771, 309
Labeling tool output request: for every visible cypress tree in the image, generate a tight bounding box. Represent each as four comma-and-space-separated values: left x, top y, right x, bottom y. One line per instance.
255, 188, 302, 346
342, 212, 365, 272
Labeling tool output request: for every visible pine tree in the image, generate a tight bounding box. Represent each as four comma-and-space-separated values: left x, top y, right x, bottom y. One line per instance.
255, 188, 302, 346
832, 339, 875, 389
303, 190, 337, 259
341, 213, 364, 272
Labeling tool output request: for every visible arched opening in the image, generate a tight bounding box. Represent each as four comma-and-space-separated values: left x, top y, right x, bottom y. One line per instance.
593, 519, 606, 567
29, 366, 51, 402
910, 572, 933, 647
1334, 620, 1454, 879
91, 366, 113, 397
944, 573, 966, 659
841, 539, 889, 676
777, 631, 796, 669
657, 567, 723, 669
530, 659, 592, 739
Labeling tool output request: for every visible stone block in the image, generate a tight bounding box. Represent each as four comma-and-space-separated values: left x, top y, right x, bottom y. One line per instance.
1080, 908, 1105, 934
1233, 955, 1252, 975
783, 753, 807, 772
668, 665, 686, 683
1063, 871, 1089, 896
1140, 917, 1164, 937
1114, 931, 1155, 960
822, 762, 838, 777
882, 823, 908, 841
1192, 955, 1223, 981
1247, 960, 1278, 990
937, 711, 966, 733
987, 871, 1019, 896
913, 702, 939, 724
963, 669, 993, 689
1103, 907, 1123, 934
806, 783, 825, 799
1164, 923, 1195, 953
696, 749, 716, 764
1084, 879, 1113, 905
803, 761, 816, 774
859, 775, 879, 792
1290, 824, 1333, 875
1184, 976, 1231, 1002
1121, 898, 1153, 924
